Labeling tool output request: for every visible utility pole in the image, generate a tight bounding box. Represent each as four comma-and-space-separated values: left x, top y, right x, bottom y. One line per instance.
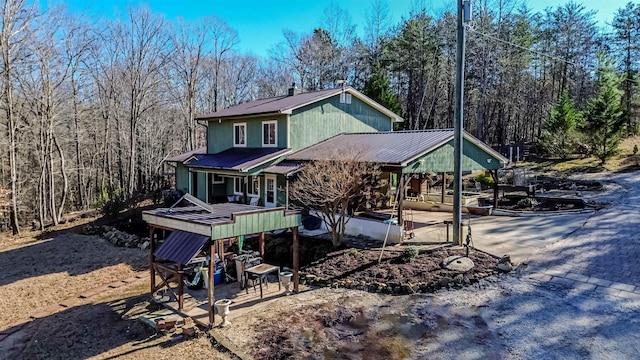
453, 0, 471, 246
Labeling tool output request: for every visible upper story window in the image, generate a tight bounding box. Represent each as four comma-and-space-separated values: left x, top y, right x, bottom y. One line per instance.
262, 120, 277, 147
234, 123, 247, 147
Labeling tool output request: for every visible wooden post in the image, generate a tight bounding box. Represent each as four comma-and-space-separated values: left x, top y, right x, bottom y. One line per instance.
492, 169, 499, 208
441, 172, 446, 204
149, 227, 156, 294
397, 173, 405, 224
292, 226, 299, 292
259, 232, 265, 260
178, 264, 184, 310
208, 240, 216, 326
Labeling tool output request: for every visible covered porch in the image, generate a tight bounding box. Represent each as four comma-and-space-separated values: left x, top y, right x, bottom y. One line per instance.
142, 194, 302, 327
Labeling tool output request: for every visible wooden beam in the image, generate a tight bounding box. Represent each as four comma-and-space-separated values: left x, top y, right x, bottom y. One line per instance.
208, 241, 215, 326
292, 226, 299, 292
491, 169, 499, 208
441, 172, 446, 203
178, 264, 184, 310
149, 227, 156, 295
259, 232, 265, 260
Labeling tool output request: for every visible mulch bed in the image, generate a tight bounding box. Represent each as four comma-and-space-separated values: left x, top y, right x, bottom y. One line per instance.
300, 247, 501, 294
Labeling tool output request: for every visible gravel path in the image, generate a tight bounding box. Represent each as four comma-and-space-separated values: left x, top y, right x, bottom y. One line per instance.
416, 171, 640, 359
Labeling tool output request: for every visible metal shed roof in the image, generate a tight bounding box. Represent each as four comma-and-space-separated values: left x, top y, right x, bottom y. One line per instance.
186, 147, 290, 172
286, 129, 507, 167
263, 161, 303, 176
154, 230, 209, 265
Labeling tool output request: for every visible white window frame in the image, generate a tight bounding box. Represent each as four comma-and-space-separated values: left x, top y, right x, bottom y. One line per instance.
233, 122, 247, 147
233, 177, 244, 195
262, 120, 277, 147
211, 173, 224, 184
247, 176, 260, 197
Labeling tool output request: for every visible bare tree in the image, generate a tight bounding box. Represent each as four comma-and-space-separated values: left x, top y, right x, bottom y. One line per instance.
0, 0, 38, 234
289, 148, 381, 247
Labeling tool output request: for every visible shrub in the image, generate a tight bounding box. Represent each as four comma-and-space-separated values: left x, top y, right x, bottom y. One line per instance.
516, 198, 539, 209
400, 246, 419, 263
475, 173, 494, 186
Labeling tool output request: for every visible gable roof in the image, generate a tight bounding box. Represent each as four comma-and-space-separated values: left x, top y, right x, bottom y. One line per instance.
195, 86, 403, 122
186, 147, 290, 172
166, 146, 206, 163
286, 130, 508, 166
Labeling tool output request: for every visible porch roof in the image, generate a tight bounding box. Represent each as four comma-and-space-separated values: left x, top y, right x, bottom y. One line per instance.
185, 147, 290, 173
263, 161, 303, 176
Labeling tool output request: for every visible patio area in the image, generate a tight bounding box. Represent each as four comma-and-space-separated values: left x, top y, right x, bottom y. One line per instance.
153, 274, 309, 328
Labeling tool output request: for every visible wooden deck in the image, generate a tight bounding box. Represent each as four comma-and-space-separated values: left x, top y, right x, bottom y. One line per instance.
155, 277, 305, 328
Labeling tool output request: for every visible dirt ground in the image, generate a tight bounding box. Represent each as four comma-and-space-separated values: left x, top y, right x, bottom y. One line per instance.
301, 247, 499, 294
0, 217, 234, 360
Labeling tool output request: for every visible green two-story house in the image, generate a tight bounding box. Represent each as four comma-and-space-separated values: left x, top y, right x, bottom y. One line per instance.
168, 86, 402, 207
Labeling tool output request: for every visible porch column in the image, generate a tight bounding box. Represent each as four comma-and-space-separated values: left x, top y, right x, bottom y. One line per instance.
149, 227, 156, 294
397, 172, 405, 224
491, 169, 499, 208
178, 264, 184, 310
259, 232, 265, 260
208, 240, 216, 326
292, 226, 299, 292
441, 172, 446, 203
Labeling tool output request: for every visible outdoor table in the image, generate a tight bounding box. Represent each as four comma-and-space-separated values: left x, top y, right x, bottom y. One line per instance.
244, 263, 280, 299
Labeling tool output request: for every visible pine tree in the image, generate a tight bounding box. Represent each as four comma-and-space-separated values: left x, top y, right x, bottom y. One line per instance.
363, 66, 401, 115
583, 54, 626, 164
539, 91, 581, 159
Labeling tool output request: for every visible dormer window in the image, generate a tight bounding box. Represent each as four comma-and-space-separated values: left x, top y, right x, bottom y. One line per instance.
262, 120, 277, 147
234, 123, 246, 147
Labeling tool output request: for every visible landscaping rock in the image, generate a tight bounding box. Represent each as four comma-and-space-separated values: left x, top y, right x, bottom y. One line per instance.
441, 256, 475, 272
497, 262, 513, 272
438, 276, 453, 287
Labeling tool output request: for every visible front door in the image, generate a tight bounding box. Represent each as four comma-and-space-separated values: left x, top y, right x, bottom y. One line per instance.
265, 175, 276, 208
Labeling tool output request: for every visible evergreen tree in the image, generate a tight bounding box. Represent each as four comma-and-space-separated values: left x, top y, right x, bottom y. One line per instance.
539, 91, 581, 159
583, 55, 626, 164
363, 66, 401, 115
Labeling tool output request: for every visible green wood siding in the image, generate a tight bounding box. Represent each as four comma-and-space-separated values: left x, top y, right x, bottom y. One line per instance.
207, 115, 288, 153
195, 172, 207, 201
175, 164, 190, 194
289, 94, 393, 151
403, 139, 504, 173
211, 209, 301, 240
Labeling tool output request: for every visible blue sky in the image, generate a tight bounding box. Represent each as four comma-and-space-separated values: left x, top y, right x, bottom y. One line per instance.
59, 0, 629, 57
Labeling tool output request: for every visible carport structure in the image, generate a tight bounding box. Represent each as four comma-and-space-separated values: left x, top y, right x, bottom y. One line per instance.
142, 194, 301, 325
286, 129, 508, 242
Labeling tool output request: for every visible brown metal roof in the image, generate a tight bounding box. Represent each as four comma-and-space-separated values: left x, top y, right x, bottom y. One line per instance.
154, 230, 209, 265
166, 147, 206, 163
263, 161, 303, 176
195, 86, 402, 122
286, 130, 508, 166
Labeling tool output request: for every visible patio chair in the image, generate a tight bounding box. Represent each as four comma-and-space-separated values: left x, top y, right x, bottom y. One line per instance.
249, 196, 259, 206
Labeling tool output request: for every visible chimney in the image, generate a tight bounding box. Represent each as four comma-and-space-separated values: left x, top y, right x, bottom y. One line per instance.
288, 82, 300, 96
